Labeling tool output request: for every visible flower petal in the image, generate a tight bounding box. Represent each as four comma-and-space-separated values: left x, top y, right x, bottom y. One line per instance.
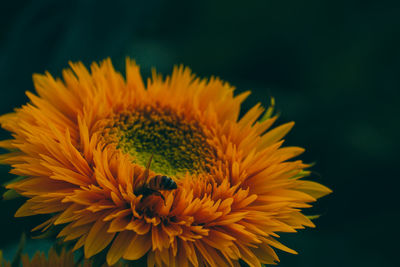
84, 218, 116, 258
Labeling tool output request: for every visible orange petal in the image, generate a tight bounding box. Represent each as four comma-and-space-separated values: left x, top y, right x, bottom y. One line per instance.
84, 218, 116, 258
123, 233, 151, 261
106, 231, 135, 265
295, 180, 332, 199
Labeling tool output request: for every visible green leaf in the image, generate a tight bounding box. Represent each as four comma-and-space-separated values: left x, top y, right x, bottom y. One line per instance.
259, 97, 277, 122
2, 189, 21, 200
291, 170, 311, 179
306, 215, 321, 220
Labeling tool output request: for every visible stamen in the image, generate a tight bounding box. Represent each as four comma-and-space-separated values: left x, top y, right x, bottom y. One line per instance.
101, 106, 214, 177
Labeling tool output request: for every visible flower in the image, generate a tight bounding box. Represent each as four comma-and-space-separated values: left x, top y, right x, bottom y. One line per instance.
0, 58, 331, 266
0, 250, 11, 267
1, 246, 119, 267
19, 248, 90, 267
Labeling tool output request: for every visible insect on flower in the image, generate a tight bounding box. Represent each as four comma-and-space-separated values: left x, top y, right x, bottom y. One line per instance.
0, 58, 332, 266
133, 154, 177, 203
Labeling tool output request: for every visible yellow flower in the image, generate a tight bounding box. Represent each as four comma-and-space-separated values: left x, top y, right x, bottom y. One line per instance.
1, 247, 119, 267
0, 250, 11, 267
0, 59, 331, 266
20, 248, 89, 267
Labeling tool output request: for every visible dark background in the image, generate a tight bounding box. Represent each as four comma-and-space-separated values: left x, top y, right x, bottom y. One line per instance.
1, 1, 399, 266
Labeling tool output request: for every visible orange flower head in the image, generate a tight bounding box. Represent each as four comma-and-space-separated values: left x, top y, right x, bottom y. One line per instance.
0, 59, 331, 266
1, 246, 122, 267
20, 248, 92, 267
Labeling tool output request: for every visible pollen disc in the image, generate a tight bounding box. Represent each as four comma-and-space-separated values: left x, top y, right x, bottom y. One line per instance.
101, 106, 214, 177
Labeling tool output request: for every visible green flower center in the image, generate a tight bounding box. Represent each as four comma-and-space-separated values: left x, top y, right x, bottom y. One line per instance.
102, 106, 213, 177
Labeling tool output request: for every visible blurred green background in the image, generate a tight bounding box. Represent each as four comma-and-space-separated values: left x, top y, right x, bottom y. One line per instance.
0, 0, 399, 266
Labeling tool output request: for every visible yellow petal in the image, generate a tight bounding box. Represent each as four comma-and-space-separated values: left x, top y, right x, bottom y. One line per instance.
123, 233, 151, 261
259, 122, 294, 149
84, 218, 116, 258
15, 201, 37, 217
106, 231, 135, 265
296, 180, 332, 199
263, 237, 297, 254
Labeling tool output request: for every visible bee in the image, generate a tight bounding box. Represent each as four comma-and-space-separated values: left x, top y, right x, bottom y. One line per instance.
133, 154, 177, 202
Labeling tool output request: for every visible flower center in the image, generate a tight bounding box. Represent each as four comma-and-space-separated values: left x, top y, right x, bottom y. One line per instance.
102, 106, 214, 177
